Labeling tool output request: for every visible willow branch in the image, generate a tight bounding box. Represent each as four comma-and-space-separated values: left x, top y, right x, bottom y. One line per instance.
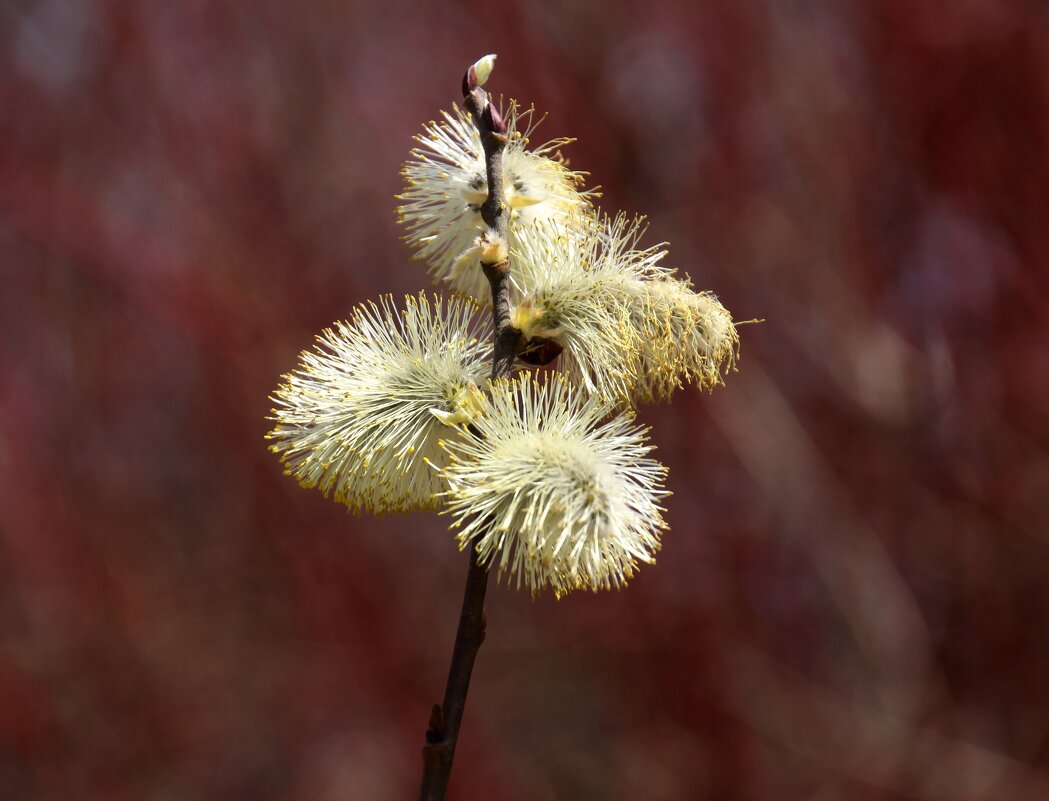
418, 55, 521, 801
419, 548, 489, 801
464, 65, 521, 381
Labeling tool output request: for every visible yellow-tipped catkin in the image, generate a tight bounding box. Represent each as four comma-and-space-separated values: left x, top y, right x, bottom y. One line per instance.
267, 293, 490, 514
628, 278, 739, 402
398, 103, 593, 303
510, 214, 738, 404
439, 374, 669, 597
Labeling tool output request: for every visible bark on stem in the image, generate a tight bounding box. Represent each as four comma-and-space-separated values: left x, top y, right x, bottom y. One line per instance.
419, 549, 489, 801
418, 61, 521, 801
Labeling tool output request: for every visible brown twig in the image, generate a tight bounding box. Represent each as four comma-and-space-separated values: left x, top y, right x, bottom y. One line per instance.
418, 56, 522, 801
419, 548, 490, 801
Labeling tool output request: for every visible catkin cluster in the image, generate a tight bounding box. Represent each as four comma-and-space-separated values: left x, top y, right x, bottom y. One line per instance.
269, 56, 740, 597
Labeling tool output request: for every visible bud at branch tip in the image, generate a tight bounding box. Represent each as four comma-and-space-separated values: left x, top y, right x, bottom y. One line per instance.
473, 54, 497, 87
462, 53, 497, 95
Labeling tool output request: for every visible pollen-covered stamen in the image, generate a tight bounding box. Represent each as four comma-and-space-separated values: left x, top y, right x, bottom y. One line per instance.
510, 298, 561, 340
511, 213, 739, 403
267, 293, 490, 514
430, 380, 490, 427
626, 279, 740, 401
398, 103, 594, 303
439, 374, 669, 597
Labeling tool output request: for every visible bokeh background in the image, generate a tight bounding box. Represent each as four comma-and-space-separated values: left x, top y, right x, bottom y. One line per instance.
3, 1, 1049, 799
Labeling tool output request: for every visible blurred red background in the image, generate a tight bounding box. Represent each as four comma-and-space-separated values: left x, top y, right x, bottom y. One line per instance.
2, 1, 1049, 799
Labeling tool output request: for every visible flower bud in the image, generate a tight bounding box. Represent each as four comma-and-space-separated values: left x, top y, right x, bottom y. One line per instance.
462, 53, 497, 95
478, 231, 508, 265
483, 103, 508, 136
472, 54, 497, 87
517, 336, 564, 366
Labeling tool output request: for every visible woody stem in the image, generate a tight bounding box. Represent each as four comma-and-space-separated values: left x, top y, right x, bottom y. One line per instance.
417, 62, 521, 801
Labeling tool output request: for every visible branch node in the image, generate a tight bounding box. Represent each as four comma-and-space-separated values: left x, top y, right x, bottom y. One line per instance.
483, 104, 507, 136
481, 258, 510, 278
426, 703, 445, 743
